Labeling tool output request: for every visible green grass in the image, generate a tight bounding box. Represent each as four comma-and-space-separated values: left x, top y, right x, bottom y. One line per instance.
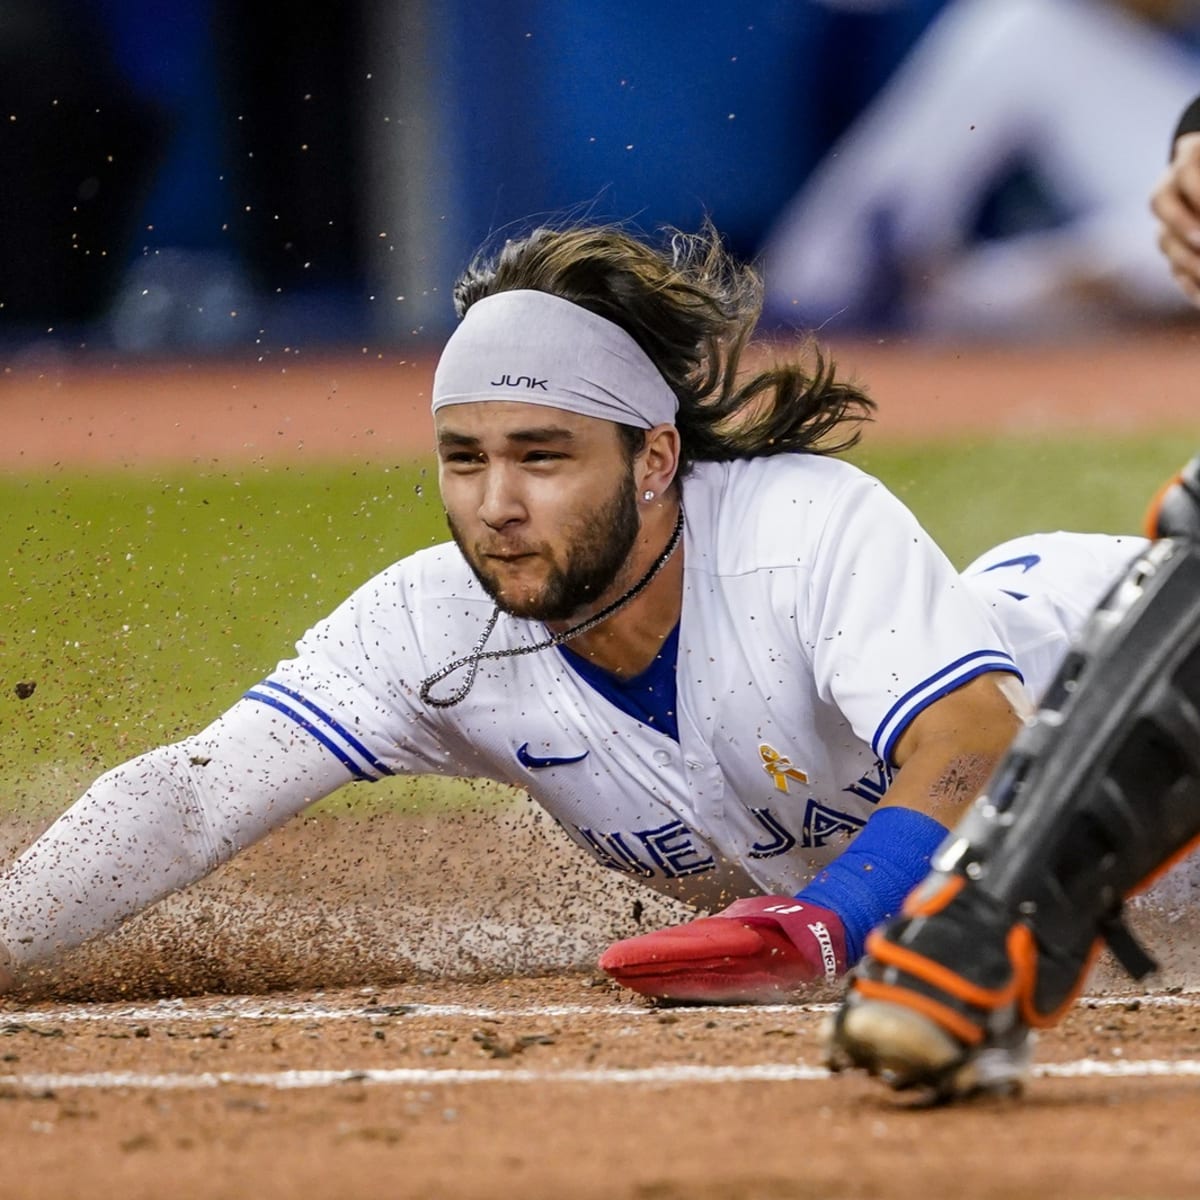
1, 461, 446, 807
851, 432, 1187, 568
0, 432, 1188, 811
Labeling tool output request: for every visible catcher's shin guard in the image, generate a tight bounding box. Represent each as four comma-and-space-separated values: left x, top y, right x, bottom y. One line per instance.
1144, 454, 1200, 540
828, 538, 1200, 1097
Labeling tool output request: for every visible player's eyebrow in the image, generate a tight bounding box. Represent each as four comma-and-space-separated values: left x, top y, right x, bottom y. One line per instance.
437, 430, 481, 449
505, 426, 576, 445
437, 426, 577, 449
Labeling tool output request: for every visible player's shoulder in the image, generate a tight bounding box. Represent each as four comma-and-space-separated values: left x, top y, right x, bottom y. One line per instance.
293, 537, 496, 680
334, 539, 490, 628
684, 453, 875, 511
682, 455, 897, 569
394, 539, 481, 597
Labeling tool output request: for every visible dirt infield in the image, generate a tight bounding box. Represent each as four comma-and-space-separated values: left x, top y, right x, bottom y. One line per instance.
2, 328, 1196, 471
4, 981, 1200, 1200
2, 330, 1200, 1199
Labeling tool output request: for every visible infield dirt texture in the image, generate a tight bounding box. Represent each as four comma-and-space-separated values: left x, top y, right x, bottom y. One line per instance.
1, 331, 1198, 1200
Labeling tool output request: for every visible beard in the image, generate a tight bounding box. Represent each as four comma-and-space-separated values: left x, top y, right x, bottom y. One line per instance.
448, 473, 641, 622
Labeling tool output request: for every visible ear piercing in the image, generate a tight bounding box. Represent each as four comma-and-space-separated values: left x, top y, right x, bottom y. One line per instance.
643, 490, 656, 502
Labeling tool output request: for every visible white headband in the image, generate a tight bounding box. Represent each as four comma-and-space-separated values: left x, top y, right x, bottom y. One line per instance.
431, 290, 678, 429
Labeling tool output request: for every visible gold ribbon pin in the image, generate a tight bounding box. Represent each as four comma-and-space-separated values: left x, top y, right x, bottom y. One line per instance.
759, 744, 808, 793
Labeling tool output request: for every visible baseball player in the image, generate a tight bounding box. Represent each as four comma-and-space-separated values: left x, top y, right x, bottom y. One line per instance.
824, 93, 1200, 1098
0, 224, 1152, 1003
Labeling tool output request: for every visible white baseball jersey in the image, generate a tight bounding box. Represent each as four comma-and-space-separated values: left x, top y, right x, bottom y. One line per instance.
0, 454, 1145, 963
245, 456, 1144, 908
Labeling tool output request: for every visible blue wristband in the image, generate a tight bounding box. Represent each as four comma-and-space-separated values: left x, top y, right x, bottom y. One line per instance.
794, 806, 949, 965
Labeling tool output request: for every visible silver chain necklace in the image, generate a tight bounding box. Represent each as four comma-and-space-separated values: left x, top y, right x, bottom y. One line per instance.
418, 506, 685, 708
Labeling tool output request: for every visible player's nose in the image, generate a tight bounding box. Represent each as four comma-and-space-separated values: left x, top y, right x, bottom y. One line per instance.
478, 465, 527, 529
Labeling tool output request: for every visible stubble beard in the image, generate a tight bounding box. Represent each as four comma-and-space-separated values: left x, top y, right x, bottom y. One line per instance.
448, 474, 641, 622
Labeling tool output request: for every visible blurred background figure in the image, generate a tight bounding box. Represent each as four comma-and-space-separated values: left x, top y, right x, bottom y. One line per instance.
293, 0, 950, 347
0, 0, 948, 357
0, 1, 166, 330
10, 0, 1198, 356
95, 0, 371, 353
759, 0, 1200, 339
1, 0, 374, 357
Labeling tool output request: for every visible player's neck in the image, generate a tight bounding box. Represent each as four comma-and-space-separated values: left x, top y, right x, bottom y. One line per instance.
546, 504, 683, 677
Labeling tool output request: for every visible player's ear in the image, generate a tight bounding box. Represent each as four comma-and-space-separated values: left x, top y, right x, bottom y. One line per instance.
637, 423, 681, 500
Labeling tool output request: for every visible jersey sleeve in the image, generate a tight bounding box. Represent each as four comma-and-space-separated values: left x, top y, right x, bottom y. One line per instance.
0, 697, 355, 967
246, 557, 479, 780
802, 472, 1020, 766
0, 554, 481, 968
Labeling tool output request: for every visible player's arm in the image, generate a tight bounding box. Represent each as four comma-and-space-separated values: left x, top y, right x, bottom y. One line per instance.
0, 697, 359, 990
739, 673, 1025, 982
0, 557, 465, 993
600, 672, 1029, 1005
1151, 94, 1200, 306
697, 672, 1024, 993
599, 672, 1025, 1005
882, 672, 1026, 828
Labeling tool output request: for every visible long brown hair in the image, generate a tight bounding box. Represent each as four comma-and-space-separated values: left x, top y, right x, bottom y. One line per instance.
453, 222, 876, 476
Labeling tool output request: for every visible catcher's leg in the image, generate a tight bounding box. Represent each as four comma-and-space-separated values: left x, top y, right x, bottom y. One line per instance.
826, 538, 1200, 1101
1144, 453, 1200, 540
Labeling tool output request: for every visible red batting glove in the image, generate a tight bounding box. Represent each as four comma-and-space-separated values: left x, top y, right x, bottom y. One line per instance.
598, 896, 848, 1004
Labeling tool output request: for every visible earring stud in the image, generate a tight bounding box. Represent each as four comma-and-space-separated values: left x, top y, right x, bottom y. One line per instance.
643, 490, 655, 502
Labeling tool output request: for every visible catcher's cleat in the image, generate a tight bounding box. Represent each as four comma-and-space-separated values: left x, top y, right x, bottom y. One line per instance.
1143, 454, 1200, 540
824, 880, 1041, 1101
824, 995, 1033, 1103
825, 996, 964, 1085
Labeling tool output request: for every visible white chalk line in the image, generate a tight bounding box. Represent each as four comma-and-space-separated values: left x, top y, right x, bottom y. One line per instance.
3, 1058, 1200, 1093
2, 991, 1196, 1026
1, 993, 1197, 1093
2, 996, 1196, 1093
3, 1000, 651, 1024
0, 988, 1195, 1027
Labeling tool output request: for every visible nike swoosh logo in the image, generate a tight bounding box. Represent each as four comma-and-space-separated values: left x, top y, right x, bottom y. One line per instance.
981, 553, 1041, 574
516, 742, 589, 770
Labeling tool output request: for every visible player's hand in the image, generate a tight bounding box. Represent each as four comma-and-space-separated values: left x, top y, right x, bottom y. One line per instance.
598, 895, 847, 1004
1152, 131, 1200, 307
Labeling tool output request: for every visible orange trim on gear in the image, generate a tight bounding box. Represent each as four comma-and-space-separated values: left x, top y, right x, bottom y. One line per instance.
1128, 831, 1200, 899
865, 927, 1019, 1010
1015, 833, 1200, 1029
1013, 923, 1101, 1028
1142, 471, 1183, 540
852, 977, 985, 1047
901, 873, 964, 919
